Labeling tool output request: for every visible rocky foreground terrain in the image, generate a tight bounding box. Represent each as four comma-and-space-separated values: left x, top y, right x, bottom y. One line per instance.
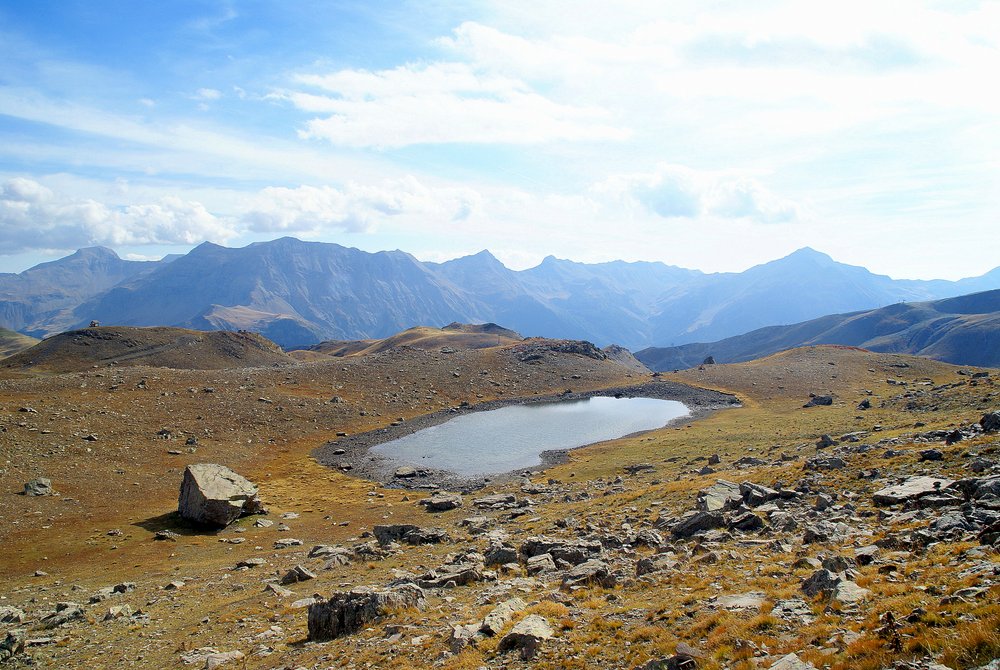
0, 338, 998, 670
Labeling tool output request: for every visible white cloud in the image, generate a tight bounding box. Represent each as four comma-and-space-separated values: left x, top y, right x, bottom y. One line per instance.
241, 177, 483, 233
195, 88, 222, 100
0, 177, 236, 253
594, 165, 801, 223
285, 62, 629, 148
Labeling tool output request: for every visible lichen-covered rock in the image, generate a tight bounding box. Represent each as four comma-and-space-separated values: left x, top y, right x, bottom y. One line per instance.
177, 463, 264, 529
307, 584, 425, 641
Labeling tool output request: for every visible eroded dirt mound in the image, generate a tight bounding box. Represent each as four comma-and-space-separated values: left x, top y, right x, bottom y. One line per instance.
2, 326, 294, 371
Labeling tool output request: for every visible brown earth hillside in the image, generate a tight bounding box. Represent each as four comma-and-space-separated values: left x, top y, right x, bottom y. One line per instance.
1, 326, 294, 372
0, 344, 997, 670
292, 321, 523, 359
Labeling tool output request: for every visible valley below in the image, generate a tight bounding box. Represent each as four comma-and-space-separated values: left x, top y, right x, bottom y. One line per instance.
0, 332, 998, 670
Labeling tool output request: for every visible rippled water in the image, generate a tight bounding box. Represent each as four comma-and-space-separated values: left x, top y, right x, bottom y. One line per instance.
371, 396, 689, 476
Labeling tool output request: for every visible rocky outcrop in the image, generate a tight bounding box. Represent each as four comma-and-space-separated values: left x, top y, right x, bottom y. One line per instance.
177, 463, 264, 529
307, 585, 426, 641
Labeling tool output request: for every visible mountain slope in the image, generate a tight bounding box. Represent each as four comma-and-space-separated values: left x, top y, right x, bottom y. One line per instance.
0, 247, 163, 336
636, 288, 1000, 370
648, 248, 947, 346
73, 238, 484, 349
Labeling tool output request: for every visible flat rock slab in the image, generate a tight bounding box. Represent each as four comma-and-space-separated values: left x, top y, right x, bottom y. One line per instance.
873, 476, 955, 506
178, 463, 264, 529
715, 592, 766, 611
771, 653, 818, 670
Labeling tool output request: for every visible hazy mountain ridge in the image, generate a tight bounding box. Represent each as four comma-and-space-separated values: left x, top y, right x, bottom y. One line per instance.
635, 288, 1000, 370
3, 238, 999, 350
0, 247, 164, 335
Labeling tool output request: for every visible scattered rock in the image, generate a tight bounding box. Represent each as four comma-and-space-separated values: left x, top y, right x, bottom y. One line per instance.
23, 478, 56, 496
203, 650, 245, 670
671, 510, 725, 538
801, 569, 868, 603
307, 584, 426, 641
804, 395, 833, 408
770, 652, 819, 670
481, 597, 527, 636
873, 476, 955, 506
0, 606, 26, 624
561, 559, 616, 590
393, 466, 417, 478
419, 493, 463, 512
473, 493, 517, 508
373, 524, 450, 546
981, 411, 1000, 433
280, 565, 316, 585
0, 630, 25, 663
715, 591, 766, 611
698, 480, 742, 512
177, 463, 264, 529
498, 614, 553, 660
520, 536, 603, 565
526, 553, 557, 575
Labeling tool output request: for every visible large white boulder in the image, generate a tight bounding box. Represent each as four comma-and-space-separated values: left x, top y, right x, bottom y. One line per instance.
178, 463, 264, 528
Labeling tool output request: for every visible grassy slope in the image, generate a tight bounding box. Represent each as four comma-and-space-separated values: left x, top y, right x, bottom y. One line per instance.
0, 327, 39, 359
0, 345, 997, 669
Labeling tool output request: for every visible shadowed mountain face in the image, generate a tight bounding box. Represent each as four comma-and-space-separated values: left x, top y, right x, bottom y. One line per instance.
3, 238, 1000, 350
635, 289, 1000, 370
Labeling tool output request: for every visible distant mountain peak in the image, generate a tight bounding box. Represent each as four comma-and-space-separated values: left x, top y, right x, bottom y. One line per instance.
781, 247, 834, 262
74, 246, 121, 259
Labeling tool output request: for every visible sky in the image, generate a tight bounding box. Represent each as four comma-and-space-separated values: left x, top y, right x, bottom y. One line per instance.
1, 0, 998, 279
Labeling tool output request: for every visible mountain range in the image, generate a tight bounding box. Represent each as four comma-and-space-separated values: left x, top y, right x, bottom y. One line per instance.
2, 237, 999, 350
635, 289, 1000, 370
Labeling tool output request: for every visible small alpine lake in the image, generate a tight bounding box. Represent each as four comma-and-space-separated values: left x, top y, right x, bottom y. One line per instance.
370, 396, 690, 477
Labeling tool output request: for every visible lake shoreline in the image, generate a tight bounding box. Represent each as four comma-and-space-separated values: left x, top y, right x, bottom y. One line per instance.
312, 378, 740, 492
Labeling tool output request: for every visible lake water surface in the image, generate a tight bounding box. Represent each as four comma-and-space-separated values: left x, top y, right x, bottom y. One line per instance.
371, 396, 689, 476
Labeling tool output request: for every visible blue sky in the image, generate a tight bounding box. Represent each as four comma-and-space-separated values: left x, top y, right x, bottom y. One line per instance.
1, 0, 998, 279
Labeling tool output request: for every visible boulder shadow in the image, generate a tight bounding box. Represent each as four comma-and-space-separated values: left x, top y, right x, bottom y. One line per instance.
133, 511, 216, 537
